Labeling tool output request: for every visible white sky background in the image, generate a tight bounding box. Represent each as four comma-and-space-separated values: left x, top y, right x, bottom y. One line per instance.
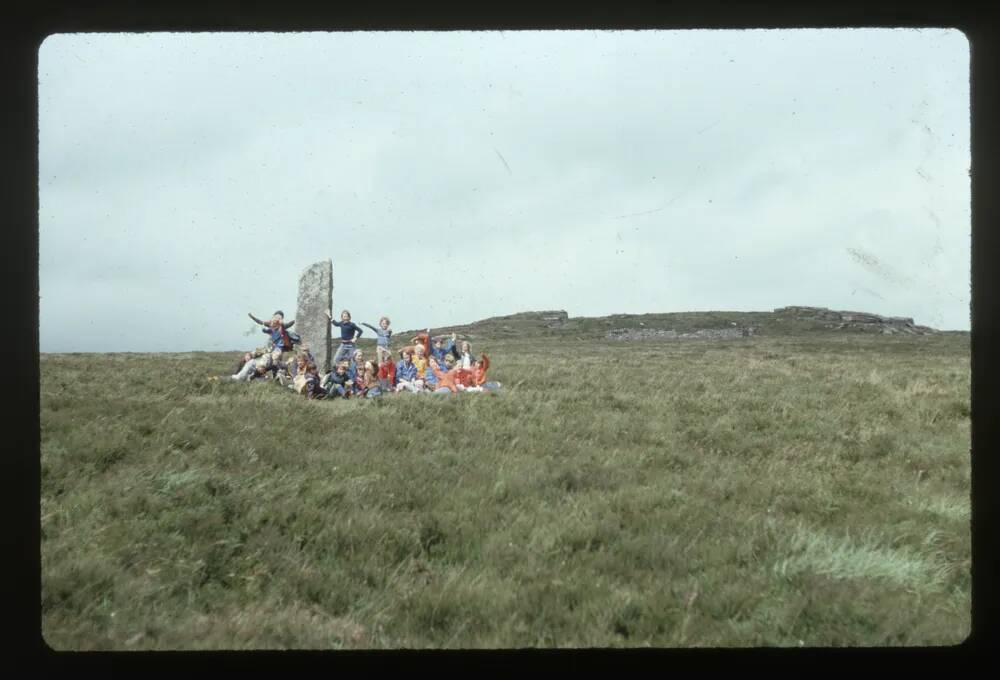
38, 29, 970, 352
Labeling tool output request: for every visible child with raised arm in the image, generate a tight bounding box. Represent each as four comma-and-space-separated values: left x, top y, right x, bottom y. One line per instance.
430, 332, 458, 367
472, 354, 502, 391
362, 316, 393, 365
235, 311, 294, 374
250, 310, 297, 356
326, 309, 363, 365
248, 310, 295, 333
401, 330, 432, 364
427, 355, 459, 393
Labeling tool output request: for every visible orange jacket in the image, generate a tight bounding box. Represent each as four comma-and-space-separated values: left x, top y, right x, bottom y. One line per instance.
471, 353, 490, 386
429, 357, 459, 392
452, 354, 489, 388
411, 332, 431, 360
454, 367, 475, 388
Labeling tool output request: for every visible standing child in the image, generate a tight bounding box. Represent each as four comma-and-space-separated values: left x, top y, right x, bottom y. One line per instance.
362, 316, 393, 365
327, 309, 364, 365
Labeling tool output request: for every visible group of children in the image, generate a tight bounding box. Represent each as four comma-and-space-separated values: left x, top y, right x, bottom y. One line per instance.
226, 309, 501, 400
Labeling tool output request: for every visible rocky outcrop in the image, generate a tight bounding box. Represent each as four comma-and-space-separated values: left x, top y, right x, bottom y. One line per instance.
541, 311, 569, 328
773, 306, 937, 334
606, 326, 755, 341
296, 260, 333, 372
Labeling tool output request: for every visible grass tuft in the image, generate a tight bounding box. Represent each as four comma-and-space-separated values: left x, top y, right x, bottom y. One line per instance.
40, 330, 970, 648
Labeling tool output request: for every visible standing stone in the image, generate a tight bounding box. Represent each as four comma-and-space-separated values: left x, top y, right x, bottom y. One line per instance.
296, 260, 333, 373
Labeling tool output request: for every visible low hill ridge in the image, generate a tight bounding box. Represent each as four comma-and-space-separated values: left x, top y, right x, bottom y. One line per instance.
397, 306, 949, 340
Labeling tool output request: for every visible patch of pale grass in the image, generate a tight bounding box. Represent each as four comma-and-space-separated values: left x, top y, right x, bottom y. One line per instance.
917, 495, 970, 523
157, 600, 369, 650
775, 524, 954, 594
154, 468, 206, 492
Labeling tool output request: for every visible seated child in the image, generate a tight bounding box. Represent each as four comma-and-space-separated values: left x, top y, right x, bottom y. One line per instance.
427, 355, 460, 393
323, 362, 352, 398
377, 353, 397, 391
290, 355, 310, 391
430, 333, 457, 366
411, 344, 428, 381
361, 362, 382, 398
456, 340, 474, 369
248, 310, 295, 332
302, 362, 326, 399
351, 361, 377, 396
395, 350, 422, 393
292, 343, 315, 370
472, 354, 501, 391
253, 312, 297, 364
231, 351, 274, 381
400, 330, 431, 364
423, 361, 439, 391
346, 349, 365, 382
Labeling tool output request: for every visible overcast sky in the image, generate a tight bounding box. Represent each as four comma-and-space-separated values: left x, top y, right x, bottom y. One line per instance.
38, 29, 970, 352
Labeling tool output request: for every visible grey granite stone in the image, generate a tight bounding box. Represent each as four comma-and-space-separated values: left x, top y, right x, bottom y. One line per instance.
296, 260, 333, 372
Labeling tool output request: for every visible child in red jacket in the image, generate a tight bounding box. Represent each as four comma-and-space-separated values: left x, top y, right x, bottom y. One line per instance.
461, 354, 501, 392
377, 354, 397, 391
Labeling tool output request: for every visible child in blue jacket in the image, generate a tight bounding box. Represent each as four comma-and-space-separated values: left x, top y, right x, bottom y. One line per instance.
326, 309, 364, 365
323, 362, 352, 398
362, 316, 393, 365
394, 350, 421, 393
249, 311, 297, 355
430, 332, 458, 366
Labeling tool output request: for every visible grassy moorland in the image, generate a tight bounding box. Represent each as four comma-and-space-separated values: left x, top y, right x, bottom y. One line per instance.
40, 312, 970, 649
